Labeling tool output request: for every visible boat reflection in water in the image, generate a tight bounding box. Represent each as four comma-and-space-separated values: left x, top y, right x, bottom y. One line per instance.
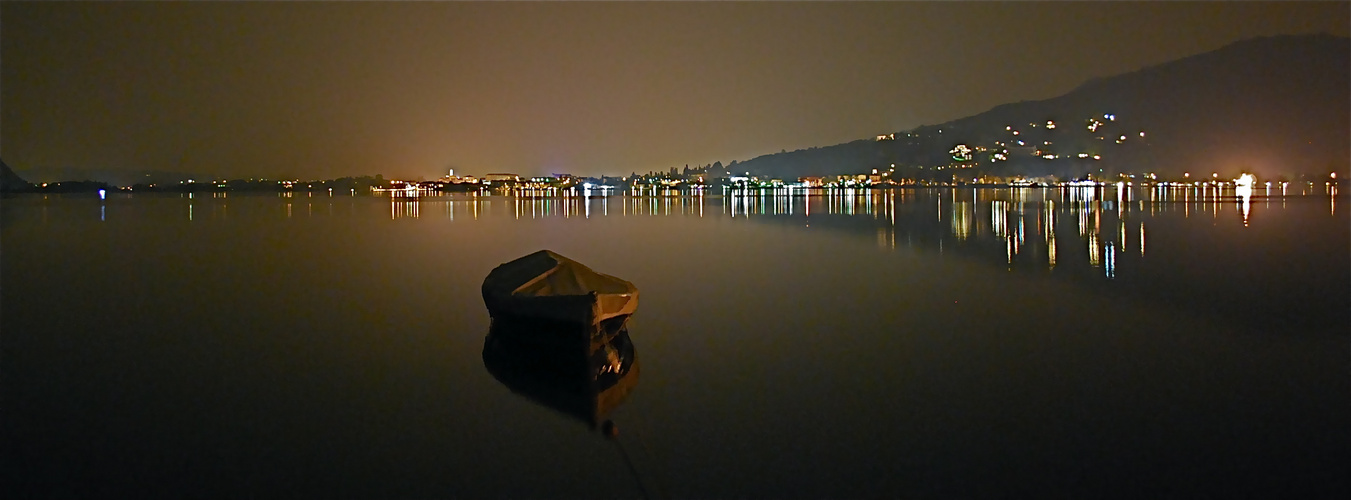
482, 314, 639, 431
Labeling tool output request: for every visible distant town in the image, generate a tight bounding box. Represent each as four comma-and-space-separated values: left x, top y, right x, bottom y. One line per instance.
17, 166, 1338, 197
6, 106, 1341, 196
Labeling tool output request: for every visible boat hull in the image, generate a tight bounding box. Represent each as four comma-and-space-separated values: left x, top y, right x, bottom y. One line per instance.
482, 250, 638, 325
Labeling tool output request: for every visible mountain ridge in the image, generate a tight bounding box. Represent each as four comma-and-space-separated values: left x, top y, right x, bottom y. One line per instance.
1, 158, 33, 191
730, 33, 1350, 181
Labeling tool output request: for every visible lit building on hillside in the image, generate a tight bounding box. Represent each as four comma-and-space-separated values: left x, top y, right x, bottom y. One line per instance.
798, 176, 825, 187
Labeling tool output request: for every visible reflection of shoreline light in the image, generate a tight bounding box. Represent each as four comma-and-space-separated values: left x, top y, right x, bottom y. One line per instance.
1088, 232, 1101, 267
1105, 242, 1115, 279
1045, 201, 1057, 269
1047, 233, 1057, 269
392, 198, 420, 219
990, 201, 1006, 239
1139, 223, 1145, 256
1236, 184, 1252, 226
952, 202, 972, 240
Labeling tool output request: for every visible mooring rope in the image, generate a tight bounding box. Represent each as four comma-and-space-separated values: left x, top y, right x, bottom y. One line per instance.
612, 435, 654, 500
632, 422, 671, 499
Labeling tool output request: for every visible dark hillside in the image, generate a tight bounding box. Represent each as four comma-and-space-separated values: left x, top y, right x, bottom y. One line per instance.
1, 158, 33, 191
736, 34, 1349, 181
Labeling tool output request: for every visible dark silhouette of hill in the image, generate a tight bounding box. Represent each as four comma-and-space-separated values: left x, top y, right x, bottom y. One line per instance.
11, 167, 206, 187
1, 158, 33, 192
733, 34, 1349, 181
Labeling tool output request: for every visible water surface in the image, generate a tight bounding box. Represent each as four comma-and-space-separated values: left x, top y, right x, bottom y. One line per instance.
3, 188, 1347, 497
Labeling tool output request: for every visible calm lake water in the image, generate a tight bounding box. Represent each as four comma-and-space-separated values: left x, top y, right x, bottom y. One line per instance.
3, 187, 1348, 498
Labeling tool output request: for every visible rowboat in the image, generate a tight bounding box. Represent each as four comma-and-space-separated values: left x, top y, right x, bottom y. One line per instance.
482, 250, 638, 325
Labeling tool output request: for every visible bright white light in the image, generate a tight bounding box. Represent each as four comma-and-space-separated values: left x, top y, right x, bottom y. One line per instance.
949, 144, 973, 162
98, 189, 106, 199
1235, 173, 1256, 187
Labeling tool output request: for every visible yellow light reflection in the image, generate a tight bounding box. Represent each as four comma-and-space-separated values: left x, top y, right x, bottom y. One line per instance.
990, 201, 1007, 239
951, 202, 972, 240
1088, 232, 1101, 267
1047, 232, 1057, 270
1139, 222, 1145, 256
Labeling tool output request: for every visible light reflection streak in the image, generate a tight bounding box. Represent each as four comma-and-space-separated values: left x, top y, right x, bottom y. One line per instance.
952, 202, 971, 240
1105, 242, 1115, 279
1047, 230, 1057, 269
1077, 204, 1089, 237
1139, 223, 1145, 256
1088, 232, 1101, 267
991, 201, 1007, 239
1237, 184, 1252, 226
391, 199, 420, 219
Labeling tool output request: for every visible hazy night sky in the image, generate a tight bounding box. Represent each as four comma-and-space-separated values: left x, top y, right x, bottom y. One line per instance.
2, 2, 1347, 180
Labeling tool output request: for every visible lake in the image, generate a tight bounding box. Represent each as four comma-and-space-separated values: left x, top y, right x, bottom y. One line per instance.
2, 186, 1347, 498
